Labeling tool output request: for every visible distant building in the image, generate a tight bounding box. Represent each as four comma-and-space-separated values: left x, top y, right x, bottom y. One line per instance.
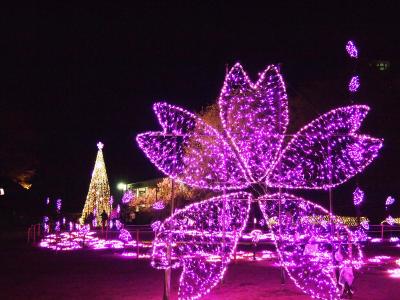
127, 178, 163, 198
125, 177, 201, 212
126, 178, 166, 211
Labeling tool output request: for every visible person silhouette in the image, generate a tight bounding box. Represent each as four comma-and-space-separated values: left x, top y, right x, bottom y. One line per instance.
101, 210, 108, 231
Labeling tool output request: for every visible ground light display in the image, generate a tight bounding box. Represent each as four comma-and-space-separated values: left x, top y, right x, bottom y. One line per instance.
136, 62, 383, 299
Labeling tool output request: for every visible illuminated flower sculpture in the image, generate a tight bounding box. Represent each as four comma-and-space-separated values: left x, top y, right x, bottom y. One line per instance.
137, 63, 383, 299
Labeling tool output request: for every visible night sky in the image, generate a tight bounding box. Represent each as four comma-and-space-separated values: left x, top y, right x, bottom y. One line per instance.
3, 2, 400, 218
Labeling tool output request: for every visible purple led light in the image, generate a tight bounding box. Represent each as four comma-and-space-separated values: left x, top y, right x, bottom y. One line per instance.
348, 75, 360, 92
55, 221, 60, 232
119, 229, 132, 242
249, 229, 262, 243
346, 40, 358, 58
152, 201, 165, 210
115, 219, 122, 230
386, 215, 395, 226
56, 199, 62, 213
360, 219, 369, 230
386, 196, 395, 206
151, 220, 162, 232
122, 190, 134, 204
137, 102, 249, 190
267, 105, 382, 189
353, 187, 364, 206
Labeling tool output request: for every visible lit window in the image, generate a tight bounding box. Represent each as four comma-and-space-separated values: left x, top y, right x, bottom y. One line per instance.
375, 61, 390, 71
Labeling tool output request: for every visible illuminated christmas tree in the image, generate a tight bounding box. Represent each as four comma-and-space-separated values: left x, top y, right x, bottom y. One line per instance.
80, 142, 111, 225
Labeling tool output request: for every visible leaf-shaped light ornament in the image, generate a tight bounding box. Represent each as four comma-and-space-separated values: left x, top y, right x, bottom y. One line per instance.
151, 192, 251, 299
386, 196, 395, 206
267, 105, 382, 189
136, 63, 383, 299
346, 40, 358, 59
259, 193, 363, 300
348, 75, 360, 93
119, 229, 132, 243
386, 215, 395, 226
353, 187, 364, 206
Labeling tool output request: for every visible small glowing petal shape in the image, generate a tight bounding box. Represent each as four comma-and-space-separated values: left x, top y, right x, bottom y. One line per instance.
152, 192, 251, 299
137, 103, 249, 190
219, 63, 288, 181
386, 196, 395, 206
267, 105, 383, 189
56, 199, 62, 213
249, 229, 262, 243
348, 75, 360, 92
151, 220, 162, 232
361, 219, 369, 230
119, 229, 132, 242
258, 193, 363, 300
353, 187, 364, 206
386, 215, 395, 226
346, 41, 358, 58
152, 201, 165, 210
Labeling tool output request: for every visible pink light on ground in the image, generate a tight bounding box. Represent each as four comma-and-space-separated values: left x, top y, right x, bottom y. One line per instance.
387, 259, 400, 279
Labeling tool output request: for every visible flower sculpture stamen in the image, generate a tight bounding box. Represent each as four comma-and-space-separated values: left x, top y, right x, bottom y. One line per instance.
136, 63, 383, 300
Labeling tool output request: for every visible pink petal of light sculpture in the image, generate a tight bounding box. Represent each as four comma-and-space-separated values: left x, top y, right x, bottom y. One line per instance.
151, 192, 251, 299
137, 102, 249, 190
219, 63, 288, 182
258, 193, 363, 300
267, 105, 383, 189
